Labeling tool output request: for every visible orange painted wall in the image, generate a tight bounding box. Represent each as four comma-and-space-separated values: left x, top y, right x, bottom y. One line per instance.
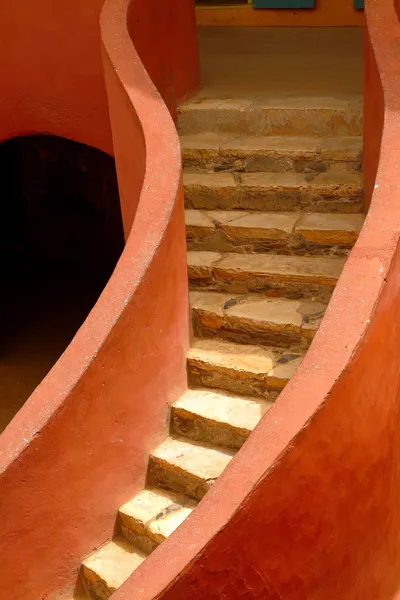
0, 0, 198, 599
0, 0, 112, 152
196, 0, 364, 27
108, 2, 400, 600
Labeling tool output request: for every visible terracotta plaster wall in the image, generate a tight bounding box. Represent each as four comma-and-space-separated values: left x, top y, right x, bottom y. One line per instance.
0, 0, 198, 598
0, 0, 198, 151
109, 1, 400, 599
128, 0, 199, 117
0, 0, 112, 153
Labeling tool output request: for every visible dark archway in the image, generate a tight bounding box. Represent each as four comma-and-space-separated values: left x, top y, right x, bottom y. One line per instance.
0, 135, 124, 433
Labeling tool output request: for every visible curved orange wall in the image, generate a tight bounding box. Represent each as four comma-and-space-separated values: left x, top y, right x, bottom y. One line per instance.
0, 0, 198, 598
108, 1, 400, 599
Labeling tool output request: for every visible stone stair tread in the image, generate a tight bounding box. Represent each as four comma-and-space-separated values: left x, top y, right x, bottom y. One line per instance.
311, 171, 364, 193
296, 212, 364, 244
186, 209, 299, 240
268, 356, 304, 390
188, 337, 303, 395
173, 388, 273, 434
178, 96, 363, 137
188, 250, 346, 284
240, 171, 363, 190
82, 538, 146, 596
185, 209, 363, 246
183, 171, 363, 196
184, 170, 363, 192
119, 488, 196, 545
190, 290, 326, 336
184, 171, 236, 188
180, 132, 362, 160
188, 337, 278, 375
151, 436, 234, 483
181, 95, 362, 111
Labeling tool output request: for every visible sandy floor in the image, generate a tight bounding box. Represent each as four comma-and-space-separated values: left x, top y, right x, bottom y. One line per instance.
196, 27, 363, 101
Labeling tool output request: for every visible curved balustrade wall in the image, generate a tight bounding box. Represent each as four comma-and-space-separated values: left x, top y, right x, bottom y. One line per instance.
0, 0, 198, 598
111, 2, 400, 599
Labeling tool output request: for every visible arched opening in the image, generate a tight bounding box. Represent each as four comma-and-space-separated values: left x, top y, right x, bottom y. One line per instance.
0, 135, 124, 433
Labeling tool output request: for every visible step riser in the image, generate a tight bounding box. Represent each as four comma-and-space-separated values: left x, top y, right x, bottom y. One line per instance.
187, 228, 356, 257
183, 153, 361, 176
119, 522, 158, 555
171, 411, 248, 450
188, 362, 280, 400
185, 185, 363, 214
147, 458, 212, 501
189, 269, 336, 302
192, 310, 311, 351
178, 106, 363, 138
81, 567, 114, 600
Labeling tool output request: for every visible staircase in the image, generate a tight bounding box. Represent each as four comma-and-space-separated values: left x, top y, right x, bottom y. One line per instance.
76, 94, 363, 599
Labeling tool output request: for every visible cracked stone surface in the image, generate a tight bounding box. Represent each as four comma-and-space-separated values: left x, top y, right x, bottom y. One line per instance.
148, 437, 235, 500
184, 170, 363, 213
82, 539, 146, 599
190, 290, 326, 349
172, 388, 272, 449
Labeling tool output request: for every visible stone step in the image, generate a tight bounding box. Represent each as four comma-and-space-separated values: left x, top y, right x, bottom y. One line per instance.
190, 290, 326, 349
185, 209, 364, 255
172, 388, 273, 449
148, 436, 234, 501
187, 251, 346, 301
81, 538, 146, 600
184, 171, 364, 213
177, 97, 363, 137
119, 488, 196, 554
180, 133, 362, 174
187, 337, 304, 398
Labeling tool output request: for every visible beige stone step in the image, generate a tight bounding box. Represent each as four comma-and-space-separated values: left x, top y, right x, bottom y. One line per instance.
148, 436, 234, 500
81, 538, 146, 600
184, 171, 364, 213
187, 250, 346, 300
119, 488, 196, 553
185, 209, 363, 254
178, 96, 363, 137
190, 290, 326, 349
181, 133, 362, 174
172, 388, 273, 449
187, 337, 303, 398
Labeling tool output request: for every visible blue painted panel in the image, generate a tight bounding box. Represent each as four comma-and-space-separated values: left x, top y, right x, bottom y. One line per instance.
253, 0, 315, 7
354, 0, 364, 7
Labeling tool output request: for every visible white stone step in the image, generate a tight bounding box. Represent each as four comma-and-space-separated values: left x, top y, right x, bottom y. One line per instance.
119, 488, 196, 553
172, 388, 273, 449
188, 337, 303, 398
148, 436, 234, 500
81, 538, 146, 599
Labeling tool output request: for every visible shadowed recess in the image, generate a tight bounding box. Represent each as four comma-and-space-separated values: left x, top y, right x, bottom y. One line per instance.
0, 135, 124, 433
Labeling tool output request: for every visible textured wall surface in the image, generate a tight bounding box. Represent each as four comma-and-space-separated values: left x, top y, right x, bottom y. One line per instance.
108, 2, 400, 600
0, 0, 198, 598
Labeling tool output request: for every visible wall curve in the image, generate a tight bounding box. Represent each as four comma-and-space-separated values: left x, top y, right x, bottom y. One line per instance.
110, 1, 400, 599
0, 0, 198, 599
